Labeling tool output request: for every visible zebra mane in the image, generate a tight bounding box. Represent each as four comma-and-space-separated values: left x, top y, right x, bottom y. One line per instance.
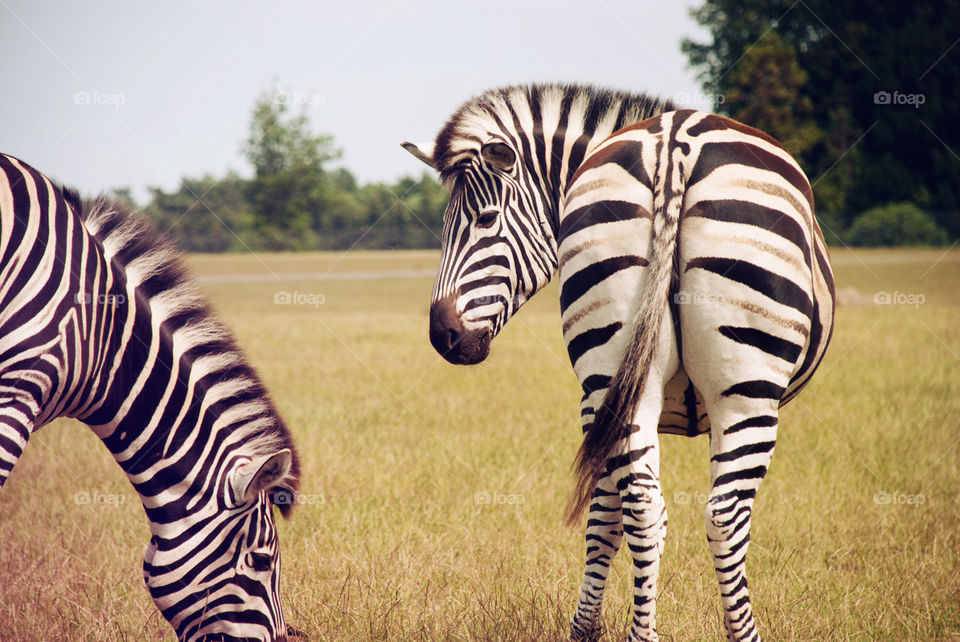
433, 82, 677, 183
79, 194, 301, 515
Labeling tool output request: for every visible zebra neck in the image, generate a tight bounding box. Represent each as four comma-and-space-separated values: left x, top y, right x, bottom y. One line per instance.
83, 295, 279, 533
66, 196, 295, 530
76, 270, 271, 522
437, 84, 676, 238
80, 286, 210, 469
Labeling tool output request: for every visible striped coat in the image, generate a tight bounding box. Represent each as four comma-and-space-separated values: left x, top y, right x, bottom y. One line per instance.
0, 153, 300, 641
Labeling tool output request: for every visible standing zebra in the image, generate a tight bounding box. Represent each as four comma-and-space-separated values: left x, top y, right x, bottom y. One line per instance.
0, 153, 300, 641
403, 84, 834, 641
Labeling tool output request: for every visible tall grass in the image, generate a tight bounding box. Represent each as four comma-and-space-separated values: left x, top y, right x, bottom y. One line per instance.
0, 248, 957, 640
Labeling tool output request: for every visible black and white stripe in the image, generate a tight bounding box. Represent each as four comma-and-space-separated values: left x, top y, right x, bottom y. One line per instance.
0, 153, 300, 642
404, 86, 834, 642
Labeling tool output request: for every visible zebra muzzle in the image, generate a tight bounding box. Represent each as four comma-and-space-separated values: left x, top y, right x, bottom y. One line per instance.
429, 296, 491, 365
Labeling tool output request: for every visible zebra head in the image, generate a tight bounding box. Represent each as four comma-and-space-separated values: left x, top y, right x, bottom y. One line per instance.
405, 85, 673, 365
141, 447, 297, 641
403, 128, 557, 365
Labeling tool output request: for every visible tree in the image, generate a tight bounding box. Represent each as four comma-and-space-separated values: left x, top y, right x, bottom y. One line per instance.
723, 31, 820, 159
242, 89, 341, 250
138, 90, 449, 252
683, 0, 960, 239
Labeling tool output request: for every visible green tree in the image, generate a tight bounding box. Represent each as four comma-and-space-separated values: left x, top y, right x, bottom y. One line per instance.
139, 90, 448, 252
683, 0, 960, 239
107, 187, 138, 211
723, 31, 820, 159
324, 167, 365, 231
242, 89, 341, 250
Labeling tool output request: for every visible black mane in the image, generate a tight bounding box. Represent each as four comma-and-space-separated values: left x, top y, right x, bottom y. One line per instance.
433, 82, 678, 182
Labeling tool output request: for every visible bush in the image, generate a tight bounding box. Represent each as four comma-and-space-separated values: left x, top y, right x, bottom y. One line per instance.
846, 202, 948, 246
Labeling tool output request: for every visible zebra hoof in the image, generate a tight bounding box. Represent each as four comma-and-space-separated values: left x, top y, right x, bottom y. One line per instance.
570, 620, 602, 641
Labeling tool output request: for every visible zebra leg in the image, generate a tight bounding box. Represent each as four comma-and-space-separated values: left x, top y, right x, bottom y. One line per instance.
703, 396, 779, 642
618, 419, 666, 642
0, 400, 36, 487
570, 469, 623, 640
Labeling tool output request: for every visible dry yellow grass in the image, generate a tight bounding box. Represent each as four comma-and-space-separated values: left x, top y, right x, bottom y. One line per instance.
0, 248, 958, 640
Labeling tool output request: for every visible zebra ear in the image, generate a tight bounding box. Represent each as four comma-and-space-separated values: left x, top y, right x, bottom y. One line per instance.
231, 449, 293, 506
481, 141, 516, 172
401, 141, 437, 169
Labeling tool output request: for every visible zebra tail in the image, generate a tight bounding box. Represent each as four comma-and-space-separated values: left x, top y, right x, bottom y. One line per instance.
565, 127, 684, 525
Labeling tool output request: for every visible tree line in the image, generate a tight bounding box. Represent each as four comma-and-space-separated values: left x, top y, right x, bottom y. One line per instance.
127, 91, 447, 252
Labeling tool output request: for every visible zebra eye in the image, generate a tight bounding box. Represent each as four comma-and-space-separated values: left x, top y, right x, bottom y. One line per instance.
476, 209, 498, 228
246, 552, 273, 573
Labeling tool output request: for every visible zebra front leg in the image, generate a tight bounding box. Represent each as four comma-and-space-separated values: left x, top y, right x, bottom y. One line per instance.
0, 399, 37, 487
570, 469, 623, 640
704, 397, 779, 642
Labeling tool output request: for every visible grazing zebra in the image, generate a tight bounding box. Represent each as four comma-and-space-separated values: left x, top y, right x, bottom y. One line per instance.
0, 153, 300, 641
403, 84, 834, 641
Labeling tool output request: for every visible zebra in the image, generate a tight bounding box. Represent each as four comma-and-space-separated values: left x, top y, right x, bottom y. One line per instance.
0, 153, 301, 641
403, 84, 834, 641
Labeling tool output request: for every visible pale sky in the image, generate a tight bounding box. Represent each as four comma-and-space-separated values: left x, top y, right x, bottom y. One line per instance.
1, 1, 711, 202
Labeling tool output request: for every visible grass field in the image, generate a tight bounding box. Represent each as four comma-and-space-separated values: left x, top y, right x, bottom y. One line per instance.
0, 247, 958, 641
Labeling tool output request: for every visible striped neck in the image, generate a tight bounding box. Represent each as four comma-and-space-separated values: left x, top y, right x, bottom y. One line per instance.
71, 198, 298, 524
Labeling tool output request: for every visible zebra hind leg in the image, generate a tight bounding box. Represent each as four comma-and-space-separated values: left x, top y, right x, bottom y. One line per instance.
618, 431, 666, 642
570, 470, 623, 641
703, 396, 779, 642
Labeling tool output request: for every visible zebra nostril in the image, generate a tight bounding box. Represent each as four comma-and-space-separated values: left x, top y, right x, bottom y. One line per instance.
445, 328, 458, 350
429, 295, 465, 357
